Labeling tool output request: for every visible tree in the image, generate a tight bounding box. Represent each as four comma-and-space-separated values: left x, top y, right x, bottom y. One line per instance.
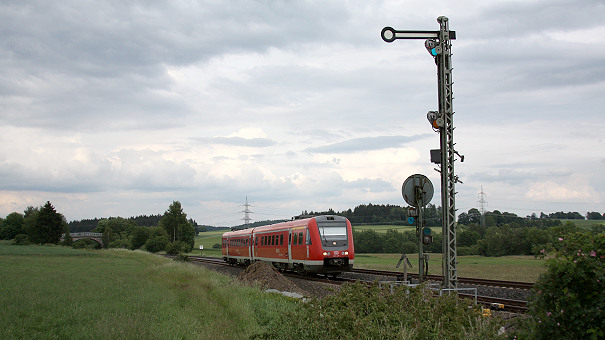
145, 236, 168, 253
95, 218, 135, 237
130, 226, 150, 250
26, 202, 66, 244
61, 231, 73, 247
159, 201, 194, 249
0, 212, 24, 240
587, 212, 603, 220
102, 226, 114, 248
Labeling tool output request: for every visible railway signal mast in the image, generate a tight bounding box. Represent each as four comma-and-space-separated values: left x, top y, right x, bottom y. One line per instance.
382, 16, 461, 289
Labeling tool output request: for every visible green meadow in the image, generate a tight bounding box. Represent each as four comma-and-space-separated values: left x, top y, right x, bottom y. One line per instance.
0, 242, 294, 340
354, 253, 546, 282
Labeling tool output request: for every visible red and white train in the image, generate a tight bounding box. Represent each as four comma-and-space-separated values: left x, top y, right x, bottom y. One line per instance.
222, 215, 354, 276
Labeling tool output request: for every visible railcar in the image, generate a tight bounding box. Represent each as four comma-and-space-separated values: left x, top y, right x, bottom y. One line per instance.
222, 215, 354, 275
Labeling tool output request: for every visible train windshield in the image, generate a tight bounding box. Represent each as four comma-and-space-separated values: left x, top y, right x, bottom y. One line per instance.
317, 220, 347, 240
318, 225, 347, 237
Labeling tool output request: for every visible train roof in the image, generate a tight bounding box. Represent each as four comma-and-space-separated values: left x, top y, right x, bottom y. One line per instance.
222, 215, 347, 237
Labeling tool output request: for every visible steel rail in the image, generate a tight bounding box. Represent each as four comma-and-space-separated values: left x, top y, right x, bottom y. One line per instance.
351, 268, 534, 290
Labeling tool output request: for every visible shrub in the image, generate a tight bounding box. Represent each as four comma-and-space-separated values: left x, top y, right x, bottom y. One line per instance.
12, 234, 31, 245
61, 233, 73, 247
457, 245, 481, 256
108, 238, 132, 249
212, 243, 221, 249
166, 241, 187, 255
527, 231, 604, 339
145, 236, 168, 253
72, 238, 101, 249
174, 254, 190, 262
254, 282, 502, 339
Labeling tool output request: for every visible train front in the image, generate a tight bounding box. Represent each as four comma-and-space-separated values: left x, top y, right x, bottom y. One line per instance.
310, 215, 354, 274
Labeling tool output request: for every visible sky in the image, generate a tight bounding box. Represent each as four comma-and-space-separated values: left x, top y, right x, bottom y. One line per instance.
1, 0, 604, 226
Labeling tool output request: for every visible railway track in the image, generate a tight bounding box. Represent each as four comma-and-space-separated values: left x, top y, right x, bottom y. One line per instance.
351, 268, 534, 290
182, 255, 530, 313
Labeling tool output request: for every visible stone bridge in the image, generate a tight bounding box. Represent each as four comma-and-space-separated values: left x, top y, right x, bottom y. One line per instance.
61, 232, 104, 246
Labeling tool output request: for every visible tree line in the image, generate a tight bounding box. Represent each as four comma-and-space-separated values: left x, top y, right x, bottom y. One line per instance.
352, 207, 604, 257
0, 201, 196, 255
68, 214, 205, 233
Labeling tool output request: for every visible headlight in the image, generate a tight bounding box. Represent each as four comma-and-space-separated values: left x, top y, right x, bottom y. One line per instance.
322, 251, 330, 256
342, 251, 349, 256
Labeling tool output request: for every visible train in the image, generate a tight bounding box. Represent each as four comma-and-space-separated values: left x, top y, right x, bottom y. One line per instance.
222, 215, 354, 276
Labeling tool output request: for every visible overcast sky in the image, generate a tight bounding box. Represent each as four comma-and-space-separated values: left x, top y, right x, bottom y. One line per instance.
1, 0, 604, 226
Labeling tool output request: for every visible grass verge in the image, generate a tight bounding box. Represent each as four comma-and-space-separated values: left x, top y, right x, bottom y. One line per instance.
0, 243, 297, 340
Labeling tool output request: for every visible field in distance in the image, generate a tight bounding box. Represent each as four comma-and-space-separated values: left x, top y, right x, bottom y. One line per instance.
354, 253, 546, 282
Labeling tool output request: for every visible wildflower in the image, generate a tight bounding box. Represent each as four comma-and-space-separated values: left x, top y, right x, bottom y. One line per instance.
590, 250, 597, 257
547, 312, 552, 317
561, 309, 564, 313
558, 238, 564, 241
540, 249, 545, 253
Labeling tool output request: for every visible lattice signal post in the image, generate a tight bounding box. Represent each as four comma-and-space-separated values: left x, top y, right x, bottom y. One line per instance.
382, 16, 462, 289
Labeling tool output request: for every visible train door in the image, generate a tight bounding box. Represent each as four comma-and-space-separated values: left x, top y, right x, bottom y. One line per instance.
287, 229, 292, 265
251, 235, 256, 261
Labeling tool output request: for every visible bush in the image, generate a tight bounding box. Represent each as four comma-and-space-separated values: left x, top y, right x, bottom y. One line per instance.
174, 254, 190, 262
166, 241, 187, 255
72, 239, 101, 249
254, 282, 502, 339
12, 234, 30, 245
457, 245, 481, 256
145, 236, 168, 253
527, 231, 604, 339
108, 238, 132, 249
212, 243, 221, 249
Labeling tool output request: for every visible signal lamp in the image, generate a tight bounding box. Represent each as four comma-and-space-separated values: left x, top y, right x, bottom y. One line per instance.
427, 110, 443, 129
425, 39, 441, 56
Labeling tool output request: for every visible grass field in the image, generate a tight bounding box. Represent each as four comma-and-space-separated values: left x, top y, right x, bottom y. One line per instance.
354, 253, 546, 282
0, 242, 294, 339
192, 231, 224, 257
558, 219, 605, 228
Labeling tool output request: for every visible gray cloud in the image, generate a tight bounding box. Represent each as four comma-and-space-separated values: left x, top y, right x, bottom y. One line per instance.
1, 1, 604, 223
305, 134, 432, 154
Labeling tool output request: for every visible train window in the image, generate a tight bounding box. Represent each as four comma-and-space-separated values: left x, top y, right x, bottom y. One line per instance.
272, 235, 275, 246
298, 232, 303, 245
288, 233, 291, 245
280, 234, 283, 246
306, 229, 312, 245
293, 233, 297, 245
